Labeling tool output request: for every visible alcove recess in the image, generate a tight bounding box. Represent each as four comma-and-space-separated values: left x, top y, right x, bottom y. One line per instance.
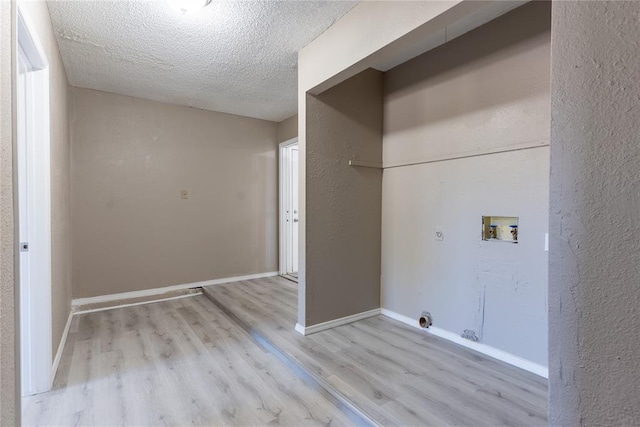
482, 216, 518, 243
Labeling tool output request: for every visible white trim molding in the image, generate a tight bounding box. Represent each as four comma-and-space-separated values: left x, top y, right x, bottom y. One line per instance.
295, 308, 381, 336
72, 271, 279, 308
17, 4, 53, 397
51, 309, 73, 385
381, 308, 548, 378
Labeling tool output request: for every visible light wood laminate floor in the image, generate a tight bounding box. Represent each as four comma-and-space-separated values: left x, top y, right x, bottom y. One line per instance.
22, 295, 356, 426
203, 277, 549, 427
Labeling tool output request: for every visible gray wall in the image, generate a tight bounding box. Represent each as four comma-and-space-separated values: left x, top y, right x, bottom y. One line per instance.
382, 2, 551, 366
71, 88, 279, 298
304, 68, 383, 325
549, 1, 640, 424
0, 0, 18, 423
20, 0, 72, 364
277, 114, 298, 143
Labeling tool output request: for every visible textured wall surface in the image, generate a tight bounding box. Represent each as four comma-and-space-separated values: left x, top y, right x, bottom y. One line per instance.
71, 88, 279, 298
296, 2, 468, 325
549, 1, 640, 424
276, 114, 298, 143
20, 0, 72, 363
383, 149, 550, 365
382, 1, 550, 367
384, 1, 551, 167
47, 1, 355, 122
0, 1, 18, 424
305, 69, 383, 326
297, 0, 530, 327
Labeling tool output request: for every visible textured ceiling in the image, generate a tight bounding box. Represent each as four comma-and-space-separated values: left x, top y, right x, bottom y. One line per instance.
47, 1, 357, 121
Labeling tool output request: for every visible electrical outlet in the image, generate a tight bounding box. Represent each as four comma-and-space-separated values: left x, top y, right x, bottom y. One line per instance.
434, 226, 444, 241
181, 189, 189, 199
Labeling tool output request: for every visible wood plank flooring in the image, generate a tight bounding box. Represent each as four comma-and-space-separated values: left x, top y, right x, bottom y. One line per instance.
202, 277, 549, 427
22, 295, 356, 426
24, 277, 548, 426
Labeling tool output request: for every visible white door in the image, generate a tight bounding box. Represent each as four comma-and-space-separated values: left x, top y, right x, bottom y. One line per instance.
17, 7, 53, 396
290, 146, 299, 274
279, 139, 299, 278
18, 50, 33, 396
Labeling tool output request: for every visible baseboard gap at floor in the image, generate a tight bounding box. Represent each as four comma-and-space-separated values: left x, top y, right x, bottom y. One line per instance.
74, 289, 202, 314
281, 274, 298, 283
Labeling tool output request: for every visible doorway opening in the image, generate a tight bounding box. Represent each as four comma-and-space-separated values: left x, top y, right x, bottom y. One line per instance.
279, 138, 299, 282
17, 6, 53, 396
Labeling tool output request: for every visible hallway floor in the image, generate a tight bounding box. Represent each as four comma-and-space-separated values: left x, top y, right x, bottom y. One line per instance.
24, 277, 548, 426
203, 277, 548, 426
22, 294, 353, 426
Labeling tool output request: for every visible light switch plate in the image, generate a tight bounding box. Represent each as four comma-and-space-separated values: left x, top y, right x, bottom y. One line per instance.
435, 226, 444, 241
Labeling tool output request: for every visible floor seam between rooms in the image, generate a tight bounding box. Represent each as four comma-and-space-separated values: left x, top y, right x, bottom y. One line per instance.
202, 289, 378, 427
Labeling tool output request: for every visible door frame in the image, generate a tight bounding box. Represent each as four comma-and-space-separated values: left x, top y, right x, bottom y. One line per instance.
17, 5, 53, 396
279, 137, 298, 275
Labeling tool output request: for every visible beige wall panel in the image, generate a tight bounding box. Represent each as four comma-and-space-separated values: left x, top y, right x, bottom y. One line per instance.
277, 114, 298, 143
71, 88, 278, 298
305, 69, 383, 326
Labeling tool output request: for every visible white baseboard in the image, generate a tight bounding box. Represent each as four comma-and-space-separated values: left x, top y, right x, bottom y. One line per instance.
73, 292, 202, 315
380, 308, 548, 379
51, 309, 73, 385
295, 308, 381, 336
72, 271, 279, 308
